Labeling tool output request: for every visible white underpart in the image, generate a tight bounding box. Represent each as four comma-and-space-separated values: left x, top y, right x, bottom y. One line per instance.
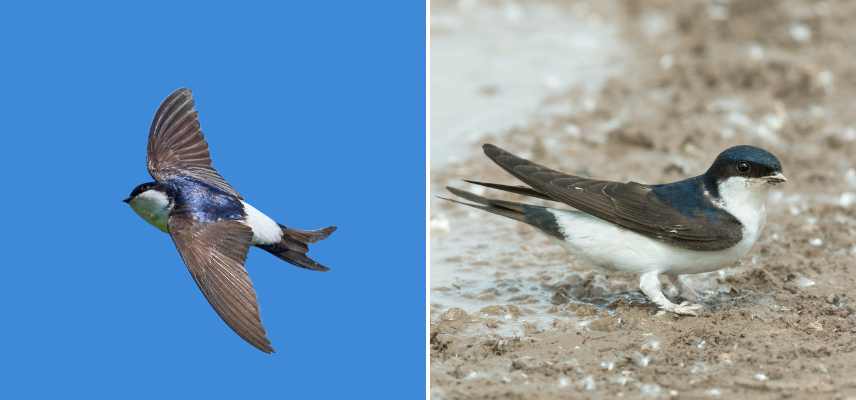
548, 176, 770, 276
129, 190, 173, 233
241, 201, 283, 245
129, 190, 283, 245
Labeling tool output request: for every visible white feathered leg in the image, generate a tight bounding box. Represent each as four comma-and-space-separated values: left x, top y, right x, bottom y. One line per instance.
668, 274, 701, 303
640, 271, 703, 316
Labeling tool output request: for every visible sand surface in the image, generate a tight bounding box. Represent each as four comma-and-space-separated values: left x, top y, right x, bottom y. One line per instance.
430, 1, 856, 398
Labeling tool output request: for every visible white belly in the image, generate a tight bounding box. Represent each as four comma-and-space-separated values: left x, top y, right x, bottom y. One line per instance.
241, 201, 282, 245
549, 209, 762, 275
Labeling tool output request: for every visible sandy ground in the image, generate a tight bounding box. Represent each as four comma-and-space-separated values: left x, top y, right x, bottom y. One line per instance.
430, 1, 856, 399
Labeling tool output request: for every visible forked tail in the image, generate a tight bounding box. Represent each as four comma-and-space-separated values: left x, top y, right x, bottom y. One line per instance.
258, 225, 336, 271
441, 187, 565, 240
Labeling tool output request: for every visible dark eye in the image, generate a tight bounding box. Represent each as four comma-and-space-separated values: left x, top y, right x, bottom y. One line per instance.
737, 161, 750, 173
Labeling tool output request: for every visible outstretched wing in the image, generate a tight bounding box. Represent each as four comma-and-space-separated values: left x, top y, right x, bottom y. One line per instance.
147, 88, 242, 199
480, 144, 742, 251
168, 213, 273, 353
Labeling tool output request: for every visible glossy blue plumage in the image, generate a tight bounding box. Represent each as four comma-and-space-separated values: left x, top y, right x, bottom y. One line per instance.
651, 176, 724, 219
713, 145, 782, 172
651, 144, 783, 222
165, 176, 245, 223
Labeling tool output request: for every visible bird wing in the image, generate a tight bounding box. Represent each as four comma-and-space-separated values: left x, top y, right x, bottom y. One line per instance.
480, 144, 742, 251
147, 88, 242, 199
168, 212, 273, 353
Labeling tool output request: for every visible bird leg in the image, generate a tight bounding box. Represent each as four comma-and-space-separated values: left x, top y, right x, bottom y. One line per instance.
640, 271, 703, 316
667, 274, 701, 303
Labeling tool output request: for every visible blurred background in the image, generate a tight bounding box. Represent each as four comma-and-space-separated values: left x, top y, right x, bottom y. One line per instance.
430, 1, 856, 398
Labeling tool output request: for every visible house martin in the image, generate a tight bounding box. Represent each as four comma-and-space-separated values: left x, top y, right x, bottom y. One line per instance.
125, 88, 336, 352
445, 144, 786, 316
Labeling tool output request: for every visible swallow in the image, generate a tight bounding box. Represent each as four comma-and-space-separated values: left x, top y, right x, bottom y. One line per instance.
125, 88, 336, 352
444, 144, 786, 315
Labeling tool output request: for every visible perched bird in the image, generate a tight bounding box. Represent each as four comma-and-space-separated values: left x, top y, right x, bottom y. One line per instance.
445, 144, 786, 315
125, 88, 335, 352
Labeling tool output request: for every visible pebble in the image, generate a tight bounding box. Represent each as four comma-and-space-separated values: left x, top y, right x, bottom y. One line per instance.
480, 305, 521, 318
581, 375, 596, 391
430, 216, 450, 233
440, 307, 468, 321
789, 23, 812, 43
639, 383, 662, 397
631, 352, 652, 368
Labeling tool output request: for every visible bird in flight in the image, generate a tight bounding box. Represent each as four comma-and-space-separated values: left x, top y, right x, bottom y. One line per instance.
445, 143, 785, 315
125, 88, 335, 352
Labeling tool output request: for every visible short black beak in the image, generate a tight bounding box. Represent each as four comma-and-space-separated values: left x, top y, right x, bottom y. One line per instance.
122, 197, 131, 204
764, 172, 787, 184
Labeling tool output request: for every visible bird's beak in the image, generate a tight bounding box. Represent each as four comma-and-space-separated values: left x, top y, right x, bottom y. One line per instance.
122, 197, 131, 204
764, 172, 787, 184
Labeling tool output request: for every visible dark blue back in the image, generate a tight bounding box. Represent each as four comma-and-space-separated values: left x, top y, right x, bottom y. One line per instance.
651, 175, 723, 219
166, 176, 245, 223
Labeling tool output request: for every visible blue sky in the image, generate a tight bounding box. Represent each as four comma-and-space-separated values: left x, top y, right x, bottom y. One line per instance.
0, 2, 425, 398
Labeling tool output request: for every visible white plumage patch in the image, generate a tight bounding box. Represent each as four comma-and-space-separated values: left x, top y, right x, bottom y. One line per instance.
129, 189, 172, 233
548, 176, 771, 275
241, 201, 283, 245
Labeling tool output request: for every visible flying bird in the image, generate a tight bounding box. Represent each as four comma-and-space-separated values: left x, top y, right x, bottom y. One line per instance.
445, 144, 786, 315
125, 88, 335, 352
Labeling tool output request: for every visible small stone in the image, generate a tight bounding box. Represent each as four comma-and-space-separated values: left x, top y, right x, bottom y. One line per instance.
581, 375, 596, 391
631, 352, 652, 368
589, 316, 619, 332
440, 307, 468, 321
789, 23, 812, 43
640, 383, 662, 397
430, 216, 450, 233
480, 305, 521, 318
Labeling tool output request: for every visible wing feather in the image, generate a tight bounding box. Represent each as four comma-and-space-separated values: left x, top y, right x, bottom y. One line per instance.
168, 214, 274, 353
147, 88, 242, 198
481, 144, 742, 251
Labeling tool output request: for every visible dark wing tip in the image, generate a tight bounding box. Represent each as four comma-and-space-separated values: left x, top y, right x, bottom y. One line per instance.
159, 88, 193, 110
482, 143, 513, 163
171, 87, 192, 96
482, 143, 500, 154
445, 186, 469, 198
257, 342, 276, 354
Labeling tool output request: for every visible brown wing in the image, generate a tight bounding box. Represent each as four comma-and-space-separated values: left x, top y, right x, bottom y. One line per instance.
168, 214, 273, 353
481, 144, 742, 251
147, 88, 242, 199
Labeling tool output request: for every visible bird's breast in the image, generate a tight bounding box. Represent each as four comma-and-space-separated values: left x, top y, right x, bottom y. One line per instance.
129, 190, 172, 233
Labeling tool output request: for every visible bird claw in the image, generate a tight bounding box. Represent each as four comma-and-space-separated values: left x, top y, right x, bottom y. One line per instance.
670, 302, 704, 316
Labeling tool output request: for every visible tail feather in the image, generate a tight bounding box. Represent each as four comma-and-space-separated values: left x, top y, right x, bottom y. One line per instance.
463, 180, 555, 202
444, 186, 565, 240
259, 225, 336, 271
282, 225, 336, 244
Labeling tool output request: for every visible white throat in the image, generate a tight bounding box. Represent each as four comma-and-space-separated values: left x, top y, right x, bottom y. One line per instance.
129, 189, 172, 233
714, 176, 771, 242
